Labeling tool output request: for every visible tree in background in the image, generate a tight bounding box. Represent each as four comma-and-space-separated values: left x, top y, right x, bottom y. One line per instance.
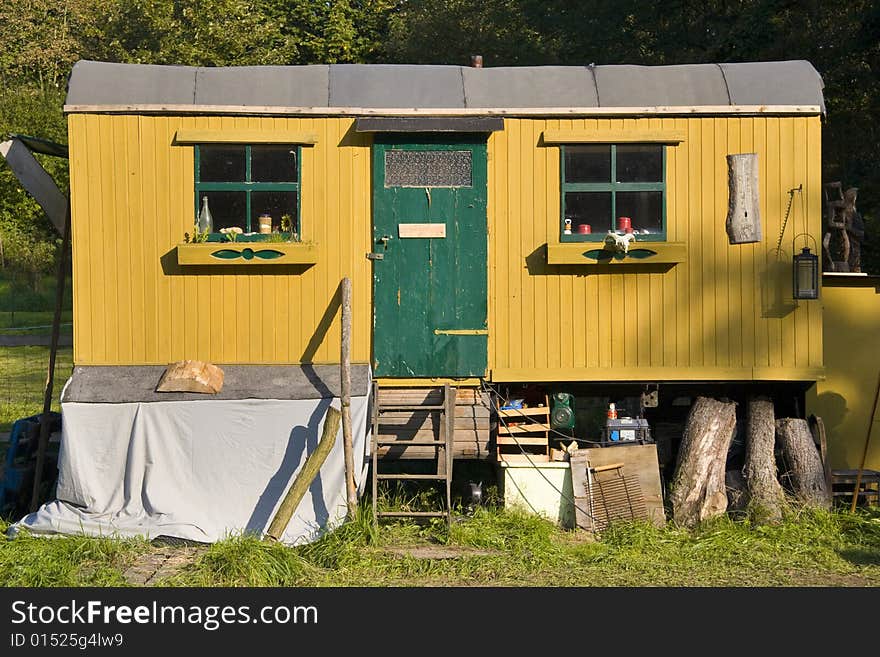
0, 0, 878, 270
383, 0, 880, 272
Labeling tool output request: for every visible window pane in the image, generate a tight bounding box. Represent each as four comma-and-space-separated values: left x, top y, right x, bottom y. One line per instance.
564, 145, 610, 183
564, 192, 612, 235
616, 145, 662, 182
252, 145, 297, 183
199, 146, 246, 182
250, 191, 298, 234
384, 150, 472, 187
201, 191, 246, 231
616, 191, 663, 235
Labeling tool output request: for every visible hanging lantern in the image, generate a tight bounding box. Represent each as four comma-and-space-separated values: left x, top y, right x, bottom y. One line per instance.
793, 246, 819, 299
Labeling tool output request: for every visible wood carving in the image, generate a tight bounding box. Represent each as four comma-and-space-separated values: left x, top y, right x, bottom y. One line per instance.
726, 153, 762, 244
156, 360, 224, 393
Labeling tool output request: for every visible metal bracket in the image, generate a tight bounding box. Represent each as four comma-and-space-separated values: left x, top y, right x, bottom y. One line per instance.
366, 252, 384, 260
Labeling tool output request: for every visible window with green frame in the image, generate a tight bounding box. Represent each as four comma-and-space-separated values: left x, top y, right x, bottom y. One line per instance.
194, 144, 300, 239
560, 144, 666, 242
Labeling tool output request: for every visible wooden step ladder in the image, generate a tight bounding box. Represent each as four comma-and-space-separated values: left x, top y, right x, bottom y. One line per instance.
371, 382, 456, 529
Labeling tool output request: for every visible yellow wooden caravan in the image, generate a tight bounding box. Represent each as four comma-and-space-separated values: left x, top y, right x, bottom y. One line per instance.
62, 60, 830, 478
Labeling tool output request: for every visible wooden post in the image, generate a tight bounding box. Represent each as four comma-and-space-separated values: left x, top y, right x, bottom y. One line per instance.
340, 277, 357, 517
726, 153, 762, 244
851, 371, 880, 513
29, 202, 71, 513
265, 406, 342, 541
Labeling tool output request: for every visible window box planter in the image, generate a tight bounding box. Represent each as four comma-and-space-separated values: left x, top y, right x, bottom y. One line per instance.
176, 241, 318, 266
546, 241, 687, 266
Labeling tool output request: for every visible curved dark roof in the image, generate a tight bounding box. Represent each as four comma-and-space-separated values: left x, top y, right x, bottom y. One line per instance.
65, 60, 825, 113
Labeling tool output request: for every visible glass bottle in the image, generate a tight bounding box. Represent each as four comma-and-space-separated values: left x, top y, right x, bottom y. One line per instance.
198, 196, 213, 234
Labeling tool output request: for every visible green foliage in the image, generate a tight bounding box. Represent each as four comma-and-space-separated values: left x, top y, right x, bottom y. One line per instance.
0, 225, 58, 293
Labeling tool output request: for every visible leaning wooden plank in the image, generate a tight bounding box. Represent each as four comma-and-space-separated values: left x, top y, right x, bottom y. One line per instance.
0, 138, 67, 234
156, 360, 224, 393
265, 407, 342, 541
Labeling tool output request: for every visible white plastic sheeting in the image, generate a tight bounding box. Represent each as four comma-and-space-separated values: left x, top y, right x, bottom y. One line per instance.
12, 396, 370, 545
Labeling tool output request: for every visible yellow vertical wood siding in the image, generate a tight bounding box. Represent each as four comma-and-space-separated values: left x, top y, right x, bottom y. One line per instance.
70, 113, 822, 381
487, 116, 823, 381
807, 280, 880, 471
69, 115, 372, 365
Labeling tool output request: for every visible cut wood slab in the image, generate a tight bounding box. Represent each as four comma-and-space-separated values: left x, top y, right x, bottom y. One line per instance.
156, 360, 224, 394
726, 152, 762, 244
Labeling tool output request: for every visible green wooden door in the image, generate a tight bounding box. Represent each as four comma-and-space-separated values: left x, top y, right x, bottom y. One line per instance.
372, 138, 488, 378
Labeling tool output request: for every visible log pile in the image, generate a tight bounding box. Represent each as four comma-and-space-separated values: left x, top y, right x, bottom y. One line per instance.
670, 396, 830, 528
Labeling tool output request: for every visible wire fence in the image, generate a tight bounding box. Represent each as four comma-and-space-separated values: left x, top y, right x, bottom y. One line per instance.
0, 343, 73, 434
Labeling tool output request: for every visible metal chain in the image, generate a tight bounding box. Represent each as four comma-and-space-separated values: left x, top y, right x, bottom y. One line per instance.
776, 184, 803, 256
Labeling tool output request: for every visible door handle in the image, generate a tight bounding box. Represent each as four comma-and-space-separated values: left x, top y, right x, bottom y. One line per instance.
376, 235, 394, 245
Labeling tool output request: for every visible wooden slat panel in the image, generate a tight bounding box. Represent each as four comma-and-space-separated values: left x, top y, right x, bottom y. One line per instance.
71, 116, 373, 365
69, 113, 823, 380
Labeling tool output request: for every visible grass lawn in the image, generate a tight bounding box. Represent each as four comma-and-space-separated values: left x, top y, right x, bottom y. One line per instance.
2, 502, 878, 587
0, 311, 73, 334
0, 345, 73, 432
0, 271, 72, 334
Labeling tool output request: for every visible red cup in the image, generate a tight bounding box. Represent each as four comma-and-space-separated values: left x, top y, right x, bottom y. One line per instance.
577, 224, 592, 234
617, 216, 632, 232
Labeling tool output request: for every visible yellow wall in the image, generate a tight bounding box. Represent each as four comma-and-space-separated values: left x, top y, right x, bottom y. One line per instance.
69, 115, 372, 365
69, 113, 823, 379
488, 116, 823, 381
807, 279, 880, 471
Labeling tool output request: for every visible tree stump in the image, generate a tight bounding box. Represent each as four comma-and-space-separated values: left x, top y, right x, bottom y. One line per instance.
670, 397, 737, 527
744, 397, 786, 523
776, 418, 831, 509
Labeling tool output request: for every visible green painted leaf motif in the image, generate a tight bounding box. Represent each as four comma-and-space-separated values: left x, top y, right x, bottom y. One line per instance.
581, 248, 658, 261
211, 249, 242, 260
583, 249, 612, 261
253, 249, 285, 260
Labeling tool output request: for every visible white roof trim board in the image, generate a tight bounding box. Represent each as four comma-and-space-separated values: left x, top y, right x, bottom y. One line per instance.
64, 60, 825, 116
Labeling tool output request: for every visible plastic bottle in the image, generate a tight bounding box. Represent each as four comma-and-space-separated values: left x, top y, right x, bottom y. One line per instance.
198, 196, 213, 234
607, 402, 617, 420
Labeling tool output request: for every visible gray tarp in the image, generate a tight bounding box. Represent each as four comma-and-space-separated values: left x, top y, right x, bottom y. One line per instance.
12, 378, 371, 545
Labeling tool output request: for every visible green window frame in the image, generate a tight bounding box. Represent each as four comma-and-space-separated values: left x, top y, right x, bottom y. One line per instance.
560, 144, 667, 242
194, 144, 301, 242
